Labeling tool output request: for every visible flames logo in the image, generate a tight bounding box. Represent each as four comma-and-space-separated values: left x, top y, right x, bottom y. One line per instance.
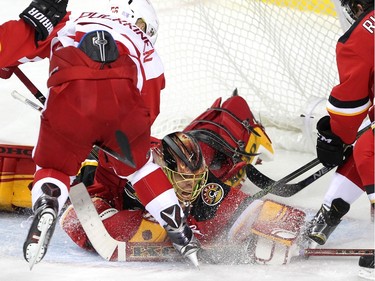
201, 183, 224, 206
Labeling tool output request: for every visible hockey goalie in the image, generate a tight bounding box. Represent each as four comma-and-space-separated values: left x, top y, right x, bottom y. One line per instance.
59, 93, 307, 265
0, 93, 307, 265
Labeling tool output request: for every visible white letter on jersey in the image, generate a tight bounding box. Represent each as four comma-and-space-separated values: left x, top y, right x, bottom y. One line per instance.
363, 16, 375, 34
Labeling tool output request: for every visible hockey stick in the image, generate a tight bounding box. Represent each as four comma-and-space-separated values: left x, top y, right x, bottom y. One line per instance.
70, 183, 246, 263
227, 158, 323, 229
73, 184, 375, 262
246, 123, 372, 197
249, 157, 322, 200
246, 161, 332, 197
69, 182, 127, 261
12, 68, 136, 168
100, 133, 136, 168
11, 90, 43, 111
302, 248, 374, 257
70, 183, 183, 262
13, 66, 46, 105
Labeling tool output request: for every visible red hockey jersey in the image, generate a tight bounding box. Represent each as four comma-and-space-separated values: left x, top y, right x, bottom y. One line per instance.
327, 8, 374, 144
0, 11, 165, 124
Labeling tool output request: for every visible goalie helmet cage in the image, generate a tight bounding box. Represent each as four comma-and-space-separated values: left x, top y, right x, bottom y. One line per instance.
151, 0, 346, 153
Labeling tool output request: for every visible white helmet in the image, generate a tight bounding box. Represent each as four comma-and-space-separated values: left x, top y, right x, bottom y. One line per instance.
109, 0, 159, 44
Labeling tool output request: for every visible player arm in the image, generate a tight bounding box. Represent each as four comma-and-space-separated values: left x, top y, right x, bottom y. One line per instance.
327, 46, 372, 144
0, 1, 69, 68
0, 20, 40, 67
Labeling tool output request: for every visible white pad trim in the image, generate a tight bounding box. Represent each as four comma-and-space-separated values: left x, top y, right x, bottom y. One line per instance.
145, 188, 182, 226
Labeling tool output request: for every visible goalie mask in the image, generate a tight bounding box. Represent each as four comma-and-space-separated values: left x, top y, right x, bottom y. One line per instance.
109, 0, 159, 44
160, 132, 208, 205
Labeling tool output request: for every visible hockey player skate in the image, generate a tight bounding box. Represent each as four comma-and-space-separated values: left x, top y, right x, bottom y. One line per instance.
307, 198, 350, 245
162, 204, 201, 267
358, 255, 375, 280
23, 183, 61, 269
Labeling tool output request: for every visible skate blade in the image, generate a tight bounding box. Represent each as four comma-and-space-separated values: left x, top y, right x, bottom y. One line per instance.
26, 213, 54, 270
186, 251, 200, 268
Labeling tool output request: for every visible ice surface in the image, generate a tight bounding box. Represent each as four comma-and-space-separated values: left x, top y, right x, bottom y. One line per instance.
1, 151, 373, 281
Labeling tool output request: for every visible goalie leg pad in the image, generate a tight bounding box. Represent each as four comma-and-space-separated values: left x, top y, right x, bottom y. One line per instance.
61, 197, 147, 251
249, 200, 306, 265
0, 145, 34, 211
60, 197, 119, 250
227, 199, 264, 242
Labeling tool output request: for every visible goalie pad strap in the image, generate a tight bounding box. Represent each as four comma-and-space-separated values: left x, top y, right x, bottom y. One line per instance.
190, 129, 257, 158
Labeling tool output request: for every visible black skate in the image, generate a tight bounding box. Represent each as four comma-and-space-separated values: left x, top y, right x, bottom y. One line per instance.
161, 204, 201, 267
358, 255, 375, 280
307, 198, 350, 245
23, 183, 60, 269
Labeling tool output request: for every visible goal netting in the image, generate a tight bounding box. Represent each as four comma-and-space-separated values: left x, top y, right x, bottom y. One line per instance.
151, 0, 346, 153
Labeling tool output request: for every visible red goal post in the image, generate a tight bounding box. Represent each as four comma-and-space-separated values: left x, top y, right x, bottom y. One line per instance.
151, 0, 347, 153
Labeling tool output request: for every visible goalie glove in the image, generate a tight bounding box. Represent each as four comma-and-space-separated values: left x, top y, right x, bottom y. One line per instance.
316, 116, 348, 168
19, 0, 68, 42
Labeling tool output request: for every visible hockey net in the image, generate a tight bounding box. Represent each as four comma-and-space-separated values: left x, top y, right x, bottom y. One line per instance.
151, 0, 346, 153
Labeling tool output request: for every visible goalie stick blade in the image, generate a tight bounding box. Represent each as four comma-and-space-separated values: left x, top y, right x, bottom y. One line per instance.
69, 183, 127, 261
115, 130, 136, 168
98, 142, 136, 168
94, 131, 136, 169
98, 145, 136, 169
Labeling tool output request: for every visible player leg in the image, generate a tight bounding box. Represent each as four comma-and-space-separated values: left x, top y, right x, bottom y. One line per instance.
353, 130, 374, 277
23, 83, 96, 267
99, 88, 202, 266
354, 129, 374, 219
306, 153, 362, 245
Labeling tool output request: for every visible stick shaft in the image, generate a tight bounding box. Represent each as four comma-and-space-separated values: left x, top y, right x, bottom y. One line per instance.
304, 248, 374, 256
13, 67, 46, 104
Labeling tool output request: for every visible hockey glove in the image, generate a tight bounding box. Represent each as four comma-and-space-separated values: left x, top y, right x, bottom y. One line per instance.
316, 116, 346, 168
19, 0, 68, 42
